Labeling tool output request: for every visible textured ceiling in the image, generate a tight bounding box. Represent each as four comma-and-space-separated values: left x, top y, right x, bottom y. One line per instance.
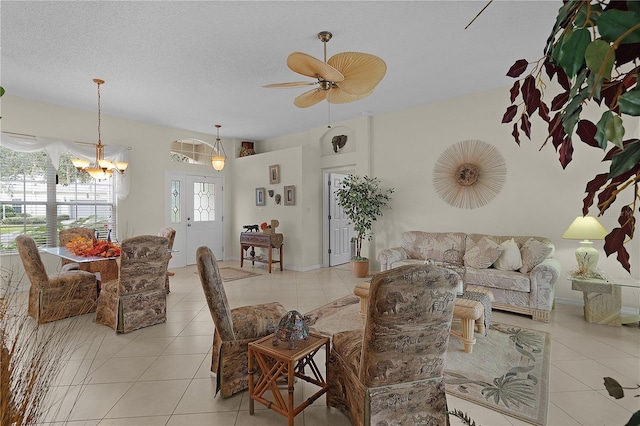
1, 1, 561, 141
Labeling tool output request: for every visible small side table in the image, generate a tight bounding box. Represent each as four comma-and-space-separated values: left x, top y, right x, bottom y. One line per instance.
571, 276, 640, 327
248, 333, 329, 426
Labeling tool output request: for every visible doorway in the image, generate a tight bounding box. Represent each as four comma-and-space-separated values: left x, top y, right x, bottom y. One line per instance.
166, 172, 224, 266
323, 171, 354, 267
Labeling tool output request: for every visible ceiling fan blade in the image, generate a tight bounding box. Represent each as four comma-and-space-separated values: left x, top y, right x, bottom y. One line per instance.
287, 52, 345, 82
294, 88, 327, 108
327, 87, 373, 104
263, 81, 317, 88
328, 52, 387, 95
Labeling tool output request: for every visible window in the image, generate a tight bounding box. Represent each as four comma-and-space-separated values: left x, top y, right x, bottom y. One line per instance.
0, 147, 117, 251
170, 139, 213, 165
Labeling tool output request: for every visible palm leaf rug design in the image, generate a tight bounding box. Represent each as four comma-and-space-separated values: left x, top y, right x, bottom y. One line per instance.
444, 322, 551, 426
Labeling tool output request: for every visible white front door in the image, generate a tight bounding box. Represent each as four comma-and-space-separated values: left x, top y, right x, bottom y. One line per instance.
166, 173, 223, 266
328, 172, 352, 266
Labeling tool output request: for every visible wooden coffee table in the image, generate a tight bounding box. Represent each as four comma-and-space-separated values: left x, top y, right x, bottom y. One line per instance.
248, 333, 329, 426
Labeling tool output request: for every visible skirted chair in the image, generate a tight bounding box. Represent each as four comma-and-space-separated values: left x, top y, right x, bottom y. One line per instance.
157, 227, 176, 293
196, 246, 288, 398
58, 227, 94, 269
16, 234, 98, 324
327, 264, 459, 425
95, 235, 169, 333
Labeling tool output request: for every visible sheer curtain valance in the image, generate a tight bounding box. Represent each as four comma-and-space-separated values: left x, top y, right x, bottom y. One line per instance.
1, 132, 130, 199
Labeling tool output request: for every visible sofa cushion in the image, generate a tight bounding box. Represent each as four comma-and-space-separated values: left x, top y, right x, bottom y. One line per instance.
464, 236, 503, 269
492, 238, 523, 271
519, 238, 553, 274
401, 231, 466, 263
465, 267, 531, 292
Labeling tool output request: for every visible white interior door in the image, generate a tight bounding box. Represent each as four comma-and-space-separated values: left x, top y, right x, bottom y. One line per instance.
166, 173, 223, 266
328, 172, 352, 266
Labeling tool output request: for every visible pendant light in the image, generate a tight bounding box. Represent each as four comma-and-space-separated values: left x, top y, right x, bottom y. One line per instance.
211, 124, 227, 171
71, 78, 128, 179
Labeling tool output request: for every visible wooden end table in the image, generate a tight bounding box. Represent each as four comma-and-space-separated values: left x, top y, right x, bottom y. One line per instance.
570, 275, 640, 327
248, 332, 329, 425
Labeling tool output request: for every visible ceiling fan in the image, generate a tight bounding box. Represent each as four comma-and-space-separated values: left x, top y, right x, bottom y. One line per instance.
264, 31, 387, 108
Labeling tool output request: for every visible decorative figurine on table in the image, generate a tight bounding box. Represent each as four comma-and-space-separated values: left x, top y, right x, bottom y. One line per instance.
243, 224, 259, 232
272, 310, 309, 349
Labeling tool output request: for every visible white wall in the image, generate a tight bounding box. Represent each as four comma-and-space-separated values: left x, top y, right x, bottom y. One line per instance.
2, 90, 639, 309
261, 87, 640, 308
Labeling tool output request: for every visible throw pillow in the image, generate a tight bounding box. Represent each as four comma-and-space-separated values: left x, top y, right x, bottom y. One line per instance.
519, 238, 552, 274
464, 236, 503, 269
492, 238, 523, 271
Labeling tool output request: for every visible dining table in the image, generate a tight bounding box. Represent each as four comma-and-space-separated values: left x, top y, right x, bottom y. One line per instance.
41, 246, 120, 284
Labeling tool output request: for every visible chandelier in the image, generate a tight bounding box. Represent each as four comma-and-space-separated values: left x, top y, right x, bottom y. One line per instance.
72, 78, 128, 180
210, 124, 227, 171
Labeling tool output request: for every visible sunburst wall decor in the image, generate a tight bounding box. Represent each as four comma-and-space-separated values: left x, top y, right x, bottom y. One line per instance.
432, 139, 506, 209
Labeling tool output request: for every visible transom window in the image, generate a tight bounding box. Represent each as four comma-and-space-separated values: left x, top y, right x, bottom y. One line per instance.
170, 139, 213, 165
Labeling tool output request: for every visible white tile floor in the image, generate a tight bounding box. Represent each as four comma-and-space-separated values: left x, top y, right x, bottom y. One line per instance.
13, 261, 640, 425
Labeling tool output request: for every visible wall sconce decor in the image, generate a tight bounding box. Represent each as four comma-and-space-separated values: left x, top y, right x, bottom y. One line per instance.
284, 185, 296, 206
71, 79, 129, 180
256, 187, 266, 206
269, 164, 280, 184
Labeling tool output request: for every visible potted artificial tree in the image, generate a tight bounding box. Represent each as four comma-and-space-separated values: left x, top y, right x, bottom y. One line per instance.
335, 174, 394, 278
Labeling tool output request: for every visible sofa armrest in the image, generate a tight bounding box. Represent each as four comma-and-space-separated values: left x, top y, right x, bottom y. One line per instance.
529, 258, 561, 311
377, 247, 408, 271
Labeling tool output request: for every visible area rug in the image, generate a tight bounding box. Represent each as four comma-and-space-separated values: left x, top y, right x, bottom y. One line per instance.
305, 296, 550, 426
444, 322, 550, 426
218, 267, 261, 282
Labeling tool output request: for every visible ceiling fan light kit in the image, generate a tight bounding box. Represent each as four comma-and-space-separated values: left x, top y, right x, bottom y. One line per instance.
265, 31, 386, 108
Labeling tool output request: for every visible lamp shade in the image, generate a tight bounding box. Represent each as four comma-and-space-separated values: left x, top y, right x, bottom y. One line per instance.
562, 216, 608, 240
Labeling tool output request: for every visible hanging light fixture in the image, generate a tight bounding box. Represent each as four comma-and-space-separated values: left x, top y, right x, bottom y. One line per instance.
210, 124, 227, 171
71, 78, 128, 180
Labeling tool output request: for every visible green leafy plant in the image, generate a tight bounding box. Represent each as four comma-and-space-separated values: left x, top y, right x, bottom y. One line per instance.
603, 376, 640, 426
503, 0, 639, 272
334, 174, 394, 260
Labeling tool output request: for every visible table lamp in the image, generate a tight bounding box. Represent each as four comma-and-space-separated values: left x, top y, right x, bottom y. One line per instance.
562, 216, 608, 274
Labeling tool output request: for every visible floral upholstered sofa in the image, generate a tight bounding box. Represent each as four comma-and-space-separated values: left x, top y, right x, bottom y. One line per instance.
377, 231, 561, 322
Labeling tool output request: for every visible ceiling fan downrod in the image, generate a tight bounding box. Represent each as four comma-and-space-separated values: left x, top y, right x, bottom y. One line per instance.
318, 31, 332, 63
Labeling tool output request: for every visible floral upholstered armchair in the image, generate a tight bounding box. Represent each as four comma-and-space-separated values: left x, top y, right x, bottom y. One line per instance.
16, 234, 98, 324
59, 227, 94, 271
95, 235, 169, 333
157, 227, 176, 293
327, 264, 458, 425
196, 246, 287, 398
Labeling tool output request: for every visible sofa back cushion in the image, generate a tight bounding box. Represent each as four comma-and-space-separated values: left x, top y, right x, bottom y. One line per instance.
466, 234, 555, 272
463, 236, 504, 268
401, 231, 467, 263
519, 238, 553, 273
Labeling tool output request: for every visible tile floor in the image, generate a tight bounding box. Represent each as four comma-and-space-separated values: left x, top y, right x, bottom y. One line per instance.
10, 260, 640, 425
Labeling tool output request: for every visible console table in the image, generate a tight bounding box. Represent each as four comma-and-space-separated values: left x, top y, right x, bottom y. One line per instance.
240, 232, 283, 273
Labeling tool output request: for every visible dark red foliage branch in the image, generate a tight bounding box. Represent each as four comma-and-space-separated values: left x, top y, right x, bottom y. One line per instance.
503, 0, 640, 272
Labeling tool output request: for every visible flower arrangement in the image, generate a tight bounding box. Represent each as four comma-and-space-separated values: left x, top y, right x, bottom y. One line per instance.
65, 237, 121, 258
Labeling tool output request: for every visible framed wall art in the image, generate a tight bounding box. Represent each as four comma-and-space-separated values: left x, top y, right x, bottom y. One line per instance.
284, 185, 295, 206
255, 187, 266, 206
269, 164, 280, 184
